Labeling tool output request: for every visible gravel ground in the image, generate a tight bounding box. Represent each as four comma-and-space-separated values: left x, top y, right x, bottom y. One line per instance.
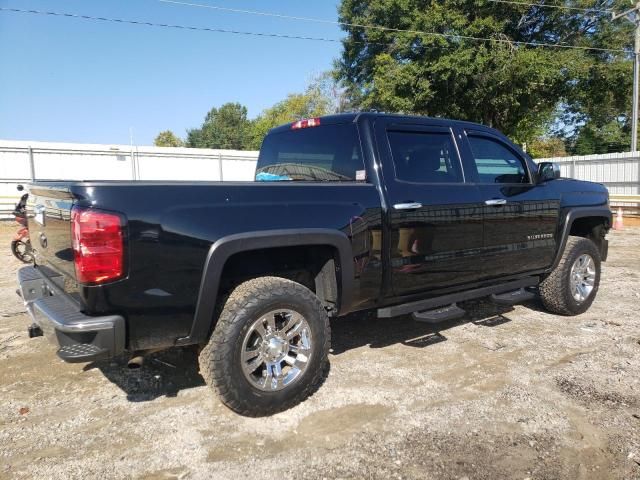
1, 222, 639, 480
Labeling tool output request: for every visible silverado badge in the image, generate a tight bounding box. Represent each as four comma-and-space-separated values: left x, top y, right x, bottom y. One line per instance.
527, 233, 554, 240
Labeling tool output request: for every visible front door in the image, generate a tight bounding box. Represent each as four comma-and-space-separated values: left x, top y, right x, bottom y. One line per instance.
375, 120, 486, 297
458, 128, 560, 278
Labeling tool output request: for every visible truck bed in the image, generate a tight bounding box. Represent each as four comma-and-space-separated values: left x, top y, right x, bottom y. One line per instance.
27, 180, 383, 350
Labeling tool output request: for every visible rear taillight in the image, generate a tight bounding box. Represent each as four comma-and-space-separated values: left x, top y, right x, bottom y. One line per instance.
291, 117, 321, 130
71, 206, 125, 285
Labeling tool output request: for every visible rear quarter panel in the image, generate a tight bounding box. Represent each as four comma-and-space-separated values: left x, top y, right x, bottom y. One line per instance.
71, 182, 382, 350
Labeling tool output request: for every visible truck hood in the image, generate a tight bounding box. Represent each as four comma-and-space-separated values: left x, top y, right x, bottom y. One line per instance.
554, 178, 609, 208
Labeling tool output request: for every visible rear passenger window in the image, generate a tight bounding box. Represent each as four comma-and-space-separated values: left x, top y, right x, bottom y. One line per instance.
468, 136, 529, 184
387, 131, 463, 183
256, 124, 365, 182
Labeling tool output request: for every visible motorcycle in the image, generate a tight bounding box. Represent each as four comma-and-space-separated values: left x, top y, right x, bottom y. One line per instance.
11, 185, 33, 263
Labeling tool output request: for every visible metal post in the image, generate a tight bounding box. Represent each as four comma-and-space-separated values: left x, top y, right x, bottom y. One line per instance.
218, 152, 224, 181
135, 145, 139, 181
633, 12, 640, 151
28, 146, 35, 181
129, 127, 136, 180
613, 4, 640, 151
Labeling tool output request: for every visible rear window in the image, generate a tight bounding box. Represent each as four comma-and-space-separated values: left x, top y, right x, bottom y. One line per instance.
256, 124, 365, 182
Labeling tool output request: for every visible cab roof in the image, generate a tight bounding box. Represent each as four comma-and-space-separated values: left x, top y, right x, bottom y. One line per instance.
267, 112, 497, 136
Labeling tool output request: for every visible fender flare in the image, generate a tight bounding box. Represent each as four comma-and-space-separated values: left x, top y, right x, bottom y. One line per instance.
547, 206, 612, 273
176, 228, 354, 346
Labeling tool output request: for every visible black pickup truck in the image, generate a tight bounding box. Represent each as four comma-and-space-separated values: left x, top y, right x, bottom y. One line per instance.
18, 113, 610, 416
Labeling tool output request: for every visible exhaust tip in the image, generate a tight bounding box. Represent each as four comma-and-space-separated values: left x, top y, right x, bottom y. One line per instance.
126, 348, 164, 369
127, 355, 144, 369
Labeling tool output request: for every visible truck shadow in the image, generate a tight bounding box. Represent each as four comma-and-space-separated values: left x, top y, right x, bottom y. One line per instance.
330, 299, 515, 355
89, 347, 207, 402
89, 299, 514, 402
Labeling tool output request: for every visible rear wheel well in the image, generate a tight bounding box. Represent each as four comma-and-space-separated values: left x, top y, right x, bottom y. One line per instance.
217, 245, 340, 315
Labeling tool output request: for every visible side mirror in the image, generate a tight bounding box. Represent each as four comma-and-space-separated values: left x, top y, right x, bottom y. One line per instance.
537, 162, 561, 183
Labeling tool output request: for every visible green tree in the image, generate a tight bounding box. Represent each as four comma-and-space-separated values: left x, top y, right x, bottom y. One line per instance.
247, 83, 334, 149
307, 71, 351, 114
182, 74, 348, 151
572, 118, 630, 154
154, 130, 184, 147
527, 137, 567, 159
562, 59, 633, 153
186, 102, 252, 149
336, 0, 632, 148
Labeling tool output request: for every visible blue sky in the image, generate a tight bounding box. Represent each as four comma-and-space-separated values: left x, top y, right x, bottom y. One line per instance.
0, 0, 343, 145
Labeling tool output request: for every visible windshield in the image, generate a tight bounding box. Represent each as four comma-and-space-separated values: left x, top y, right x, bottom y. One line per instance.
256, 123, 365, 182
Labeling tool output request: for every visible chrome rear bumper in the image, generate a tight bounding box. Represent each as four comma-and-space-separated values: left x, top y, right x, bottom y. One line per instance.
17, 266, 125, 363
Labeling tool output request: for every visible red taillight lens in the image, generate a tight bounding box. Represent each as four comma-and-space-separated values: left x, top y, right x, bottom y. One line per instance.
71, 207, 125, 284
291, 117, 321, 130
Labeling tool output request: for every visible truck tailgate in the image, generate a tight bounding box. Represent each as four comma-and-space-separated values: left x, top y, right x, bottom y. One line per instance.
27, 185, 76, 280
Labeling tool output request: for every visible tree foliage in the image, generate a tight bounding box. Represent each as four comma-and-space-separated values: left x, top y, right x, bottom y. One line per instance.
527, 137, 567, 158
572, 118, 630, 154
154, 130, 184, 147
307, 71, 351, 114
186, 102, 252, 149
336, 0, 633, 150
156, 4, 635, 155
246, 74, 349, 149
561, 58, 633, 153
248, 94, 329, 150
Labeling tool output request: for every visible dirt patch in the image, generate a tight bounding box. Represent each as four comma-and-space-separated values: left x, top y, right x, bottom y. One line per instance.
556, 377, 638, 408
206, 404, 391, 463
1, 226, 640, 479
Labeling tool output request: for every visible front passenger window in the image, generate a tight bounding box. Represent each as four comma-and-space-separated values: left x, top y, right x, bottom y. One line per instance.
468, 136, 529, 184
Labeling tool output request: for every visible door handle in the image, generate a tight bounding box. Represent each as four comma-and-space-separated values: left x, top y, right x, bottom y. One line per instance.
393, 202, 423, 210
485, 199, 507, 206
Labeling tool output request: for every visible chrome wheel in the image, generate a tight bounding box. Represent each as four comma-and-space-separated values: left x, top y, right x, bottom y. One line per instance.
570, 254, 596, 303
240, 309, 312, 392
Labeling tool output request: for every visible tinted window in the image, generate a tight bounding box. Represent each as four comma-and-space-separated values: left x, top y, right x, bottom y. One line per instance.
256, 124, 364, 182
387, 131, 463, 184
468, 136, 529, 183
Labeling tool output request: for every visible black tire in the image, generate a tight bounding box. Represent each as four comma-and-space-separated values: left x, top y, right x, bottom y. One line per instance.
11, 239, 33, 263
199, 276, 330, 416
539, 236, 601, 316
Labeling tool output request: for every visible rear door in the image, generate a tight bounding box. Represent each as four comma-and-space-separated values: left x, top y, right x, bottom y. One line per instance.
375, 119, 486, 297
458, 128, 560, 277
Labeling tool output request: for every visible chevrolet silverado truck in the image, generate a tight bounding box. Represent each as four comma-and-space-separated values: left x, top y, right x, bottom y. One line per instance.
17, 113, 610, 416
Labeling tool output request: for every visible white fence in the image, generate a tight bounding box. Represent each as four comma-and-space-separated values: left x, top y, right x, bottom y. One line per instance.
537, 151, 640, 196
0, 139, 259, 216
2, 140, 639, 215
0, 140, 259, 182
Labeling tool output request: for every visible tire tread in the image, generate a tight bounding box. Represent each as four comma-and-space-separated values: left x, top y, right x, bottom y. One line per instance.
539, 236, 601, 316
199, 276, 330, 416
